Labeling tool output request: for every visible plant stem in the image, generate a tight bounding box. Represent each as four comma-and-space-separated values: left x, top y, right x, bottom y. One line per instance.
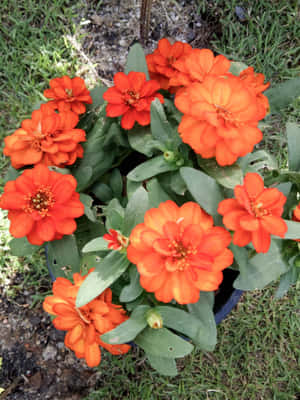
140, 0, 153, 44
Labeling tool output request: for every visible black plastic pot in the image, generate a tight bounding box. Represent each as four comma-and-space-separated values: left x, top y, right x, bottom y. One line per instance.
45, 246, 242, 325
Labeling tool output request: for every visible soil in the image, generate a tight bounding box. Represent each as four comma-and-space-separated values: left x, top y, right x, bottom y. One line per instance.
0, 0, 230, 398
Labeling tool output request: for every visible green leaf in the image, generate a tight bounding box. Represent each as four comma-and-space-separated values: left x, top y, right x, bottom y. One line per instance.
125, 43, 149, 79
238, 150, 277, 173
9, 237, 41, 256
47, 235, 80, 277
91, 182, 113, 202
127, 155, 178, 182
198, 158, 243, 189
287, 122, 300, 171
150, 99, 181, 149
75, 217, 105, 252
105, 198, 125, 231
156, 305, 216, 350
82, 237, 109, 253
79, 193, 96, 222
87, 85, 107, 109
119, 265, 143, 302
187, 292, 216, 351
146, 354, 177, 376
180, 167, 223, 219
229, 61, 248, 76
4, 165, 20, 183
265, 77, 300, 114
126, 180, 142, 199
122, 187, 149, 236
284, 220, 300, 240
110, 169, 123, 198
128, 125, 164, 156
135, 327, 194, 358
101, 305, 150, 344
146, 178, 170, 208
169, 171, 187, 195
76, 251, 130, 307
275, 266, 299, 299
233, 240, 288, 290
74, 166, 93, 192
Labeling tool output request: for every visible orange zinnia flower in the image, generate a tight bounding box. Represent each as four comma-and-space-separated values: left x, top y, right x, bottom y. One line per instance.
218, 173, 287, 253
175, 75, 263, 166
3, 104, 86, 169
146, 38, 193, 92
103, 71, 164, 130
43, 272, 130, 367
239, 67, 270, 116
127, 201, 233, 304
0, 164, 84, 245
103, 229, 129, 250
169, 48, 230, 88
44, 76, 92, 114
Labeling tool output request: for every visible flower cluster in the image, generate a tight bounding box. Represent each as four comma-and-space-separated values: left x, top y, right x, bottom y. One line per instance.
43, 271, 130, 367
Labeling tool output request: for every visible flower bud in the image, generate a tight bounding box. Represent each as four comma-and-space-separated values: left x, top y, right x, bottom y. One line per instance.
146, 309, 163, 329
163, 151, 175, 162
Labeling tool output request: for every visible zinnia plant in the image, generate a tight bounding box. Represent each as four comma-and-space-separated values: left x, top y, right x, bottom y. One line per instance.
1, 40, 300, 375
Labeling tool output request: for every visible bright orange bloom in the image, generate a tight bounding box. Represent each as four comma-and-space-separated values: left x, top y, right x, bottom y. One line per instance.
43, 272, 130, 367
103, 71, 164, 130
3, 104, 86, 169
175, 75, 264, 166
239, 67, 270, 116
146, 38, 193, 92
0, 164, 84, 245
103, 229, 129, 250
127, 201, 233, 304
43, 76, 92, 114
169, 48, 230, 88
218, 173, 287, 253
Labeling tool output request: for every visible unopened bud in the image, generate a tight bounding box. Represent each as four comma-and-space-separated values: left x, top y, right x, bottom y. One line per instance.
163, 151, 175, 162
146, 309, 163, 329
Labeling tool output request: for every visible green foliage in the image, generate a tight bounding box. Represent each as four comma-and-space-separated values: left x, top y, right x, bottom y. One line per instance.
284, 220, 300, 240
9, 237, 41, 256
79, 193, 97, 222
125, 43, 149, 79
146, 178, 171, 208
76, 251, 130, 307
87, 85, 107, 110
266, 77, 300, 114
119, 265, 143, 303
82, 237, 109, 253
127, 126, 164, 156
47, 235, 80, 278
127, 155, 177, 182
198, 157, 243, 189
122, 187, 149, 236
101, 305, 150, 344
146, 354, 178, 377
286, 122, 300, 171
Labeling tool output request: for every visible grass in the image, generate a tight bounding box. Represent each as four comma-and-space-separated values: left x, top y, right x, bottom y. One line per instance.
0, 0, 299, 399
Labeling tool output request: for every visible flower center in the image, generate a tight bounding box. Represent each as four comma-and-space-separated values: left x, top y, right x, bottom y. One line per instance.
167, 56, 176, 65
168, 240, 196, 271
25, 186, 55, 217
65, 88, 73, 97
76, 308, 91, 324
125, 90, 140, 105
251, 201, 269, 218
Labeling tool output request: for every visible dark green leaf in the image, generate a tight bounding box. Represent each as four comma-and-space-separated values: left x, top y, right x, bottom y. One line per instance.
74, 166, 93, 192
169, 171, 187, 195
125, 43, 149, 79
265, 77, 300, 114
110, 169, 123, 198
198, 158, 243, 189
47, 235, 80, 277
284, 220, 300, 240
156, 305, 216, 350
146, 354, 177, 376
135, 327, 194, 358
87, 85, 107, 109
79, 194, 96, 222
233, 240, 288, 290
9, 237, 41, 256
275, 266, 299, 299
91, 182, 113, 202
119, 265, 143, 302
127, 155, 178, 182
187, 292, 216, 351
238, 150, 277, 173
126, 180, 142, 199
127, 125, 164, 156
101, 305, 150, 344
150, 99, 181, 149
287, 122, 300, 171
180, 167, 223, 219
146, 178, 170, 208
105, 198, 125, 231
82, 237, 109, 253
75, 217, 105, 252
122, 187, 149, 236
76, 251, 130, 307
